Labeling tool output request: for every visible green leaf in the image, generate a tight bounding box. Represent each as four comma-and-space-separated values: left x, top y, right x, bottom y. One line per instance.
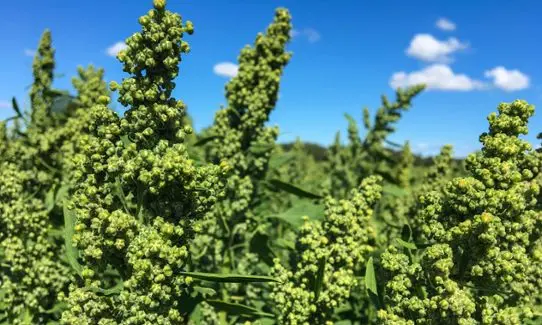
87, 280, 124, 296
188, 304, 204, 323
274, 238, 295, 250
193, 286, 216, 298
267, 179, 323, 199
44, 302, 68, 314
385, 139, 402, 148
194, 135, 223, 147
313, 257, 326, 301
335, 321, 353, 325
63, 205, 83, 276
0, 289, 6, 310
179, 271, 279, 283
113, 177, 130, 214
45, 186, 56, 213
382, 184, 408, 197
206, 300, 274, 318
3, 116, 19, 122
120, 135, 132, 147
401, 224, 412, 242
249, 143, 276, 154
55, 184, 71, 205
268, 152, 295, 170
48, 229, 63, 239
54, 96, 78, 115
18, 309, 32, 325
395, 238, 417, 250
255, 318, 275, 325
250, 231, 275, 266
11, 97, 23, 119
44, 88, 70, 98
365, 257, 378, 296
269, 200, 325, 229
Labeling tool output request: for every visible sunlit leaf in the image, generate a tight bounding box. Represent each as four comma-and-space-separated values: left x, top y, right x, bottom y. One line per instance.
179, 271, 279, 283
206, 300, 274, 318
267, 179, 323, 199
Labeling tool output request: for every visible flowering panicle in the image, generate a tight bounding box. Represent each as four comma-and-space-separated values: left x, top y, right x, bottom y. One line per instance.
191, 7, 291, 274
271, 176, 381, 324
378, 100, 542, 324
326, 85, 424, 198
62, 1, 226, 323
29, 30, 55, 132
0, 162, 71, 324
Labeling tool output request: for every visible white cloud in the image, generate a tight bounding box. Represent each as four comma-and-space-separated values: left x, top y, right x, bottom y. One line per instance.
0, 100, 10, 109
213, 62, 239, 78
406, 34, 467, 63
484, 66, 530, 91
291, 28, 321, 43
412, 142, 442, 156
436, 18, 456, 31
390, 64, 486, 91
106, 41, 127, 57
24, 49, 36, 57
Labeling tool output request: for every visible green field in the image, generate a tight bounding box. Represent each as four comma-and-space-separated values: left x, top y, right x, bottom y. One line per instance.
1, 1, 541, 324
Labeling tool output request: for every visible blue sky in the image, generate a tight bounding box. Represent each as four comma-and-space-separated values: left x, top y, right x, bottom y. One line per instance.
1, 0, 541, 157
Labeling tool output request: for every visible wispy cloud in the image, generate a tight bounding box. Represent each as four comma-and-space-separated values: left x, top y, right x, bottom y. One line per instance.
484, 66, 530, 91
436, 18, 456, 31
0, 100, 11, 109
213, 62, 239, 78
291, 28, 321, 43
390, 64, 486, 91
24, 49, 35, 57
106, 41, 127, 57
406, 34, 467, 63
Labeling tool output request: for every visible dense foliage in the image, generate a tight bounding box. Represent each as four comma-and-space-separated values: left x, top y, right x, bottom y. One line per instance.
0, 1, 540, 324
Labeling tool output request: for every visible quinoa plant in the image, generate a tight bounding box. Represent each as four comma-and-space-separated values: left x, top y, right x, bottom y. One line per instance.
326, 85, 425, 199
190, 7, 292, 314
377, 100, 542, 324
270, 176, 381, 324
61, 1, 227, 323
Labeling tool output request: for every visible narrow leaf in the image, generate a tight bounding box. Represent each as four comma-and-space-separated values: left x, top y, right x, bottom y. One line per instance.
87, 280, 123, 296
382, 184, 407, 197
51, 94, 76, 114
206, 300, 274, 318
193, 286, 216, 297
267, 179, 323, 199
401, 224, 412, 242
395, 238, 417, 250
269, 200, 325, 229
385, 139, 402, 148
45, 187, 56, 213
18, 309, 32, 325
249, 143, 276, 154
44, 302, 68, 314
255, 318, 275, 325
4, 116, 19, 122
194, 135, 222, 147
335, 321, 353, 325
274, 238, 295, 250
63, 205, 83, 276
11, 97, 23, 119
179, 271, 279, 283
365, 257, 378, 295
55, 184, 71, 206
313, 257, 326, 301
250, 231, 275, 266
268, 152, 295, 170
